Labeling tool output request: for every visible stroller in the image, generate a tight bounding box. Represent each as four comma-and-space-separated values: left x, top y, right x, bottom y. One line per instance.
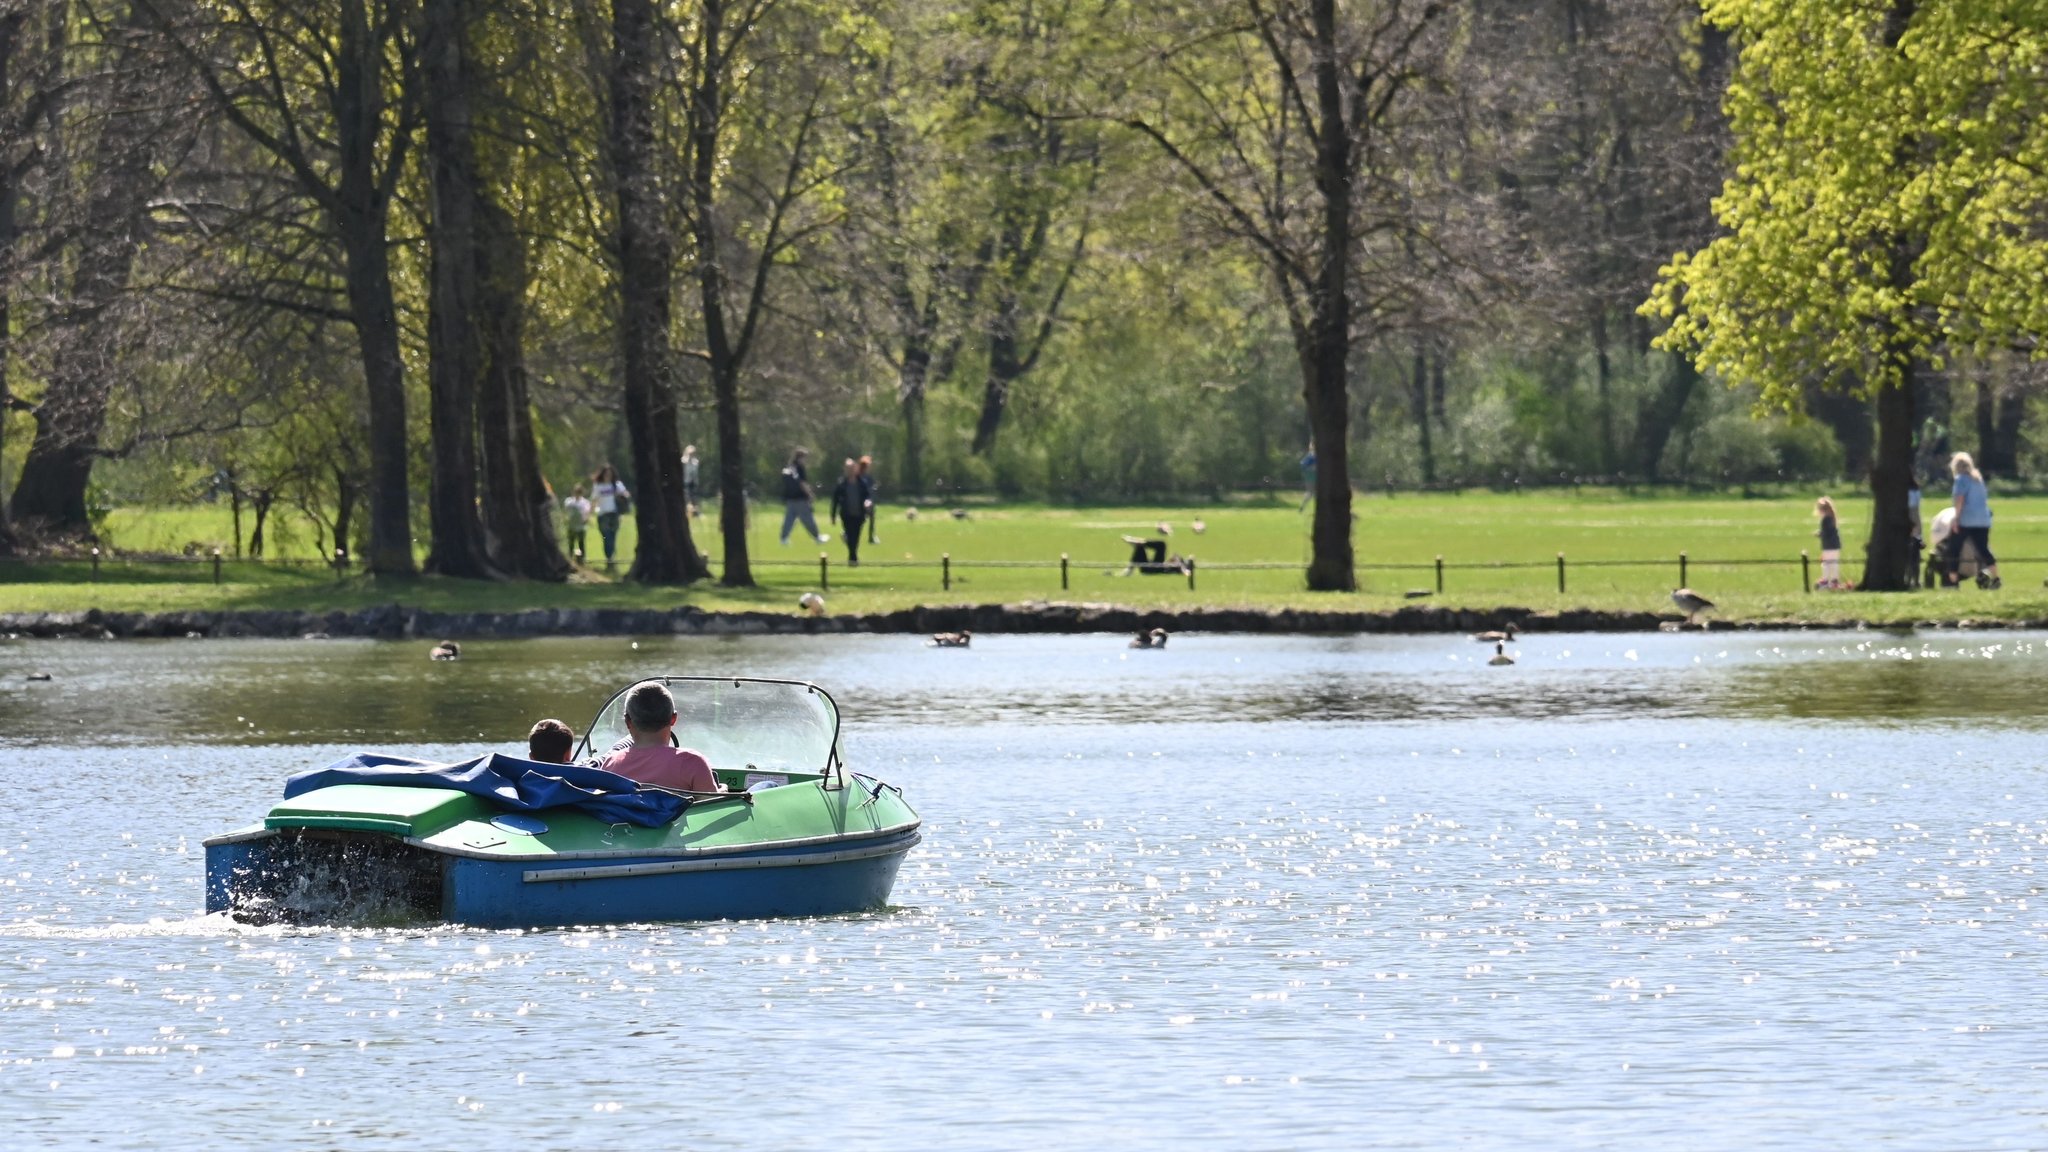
1926, 508, 1994, 588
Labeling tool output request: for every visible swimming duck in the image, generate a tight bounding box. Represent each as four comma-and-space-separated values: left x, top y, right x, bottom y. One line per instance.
1488, 642, 1515, 666
1474, 624, 1517, 643
1671, 588, 1714, 627
798, 592, 827, 618
1130, 628, 1169, 649
429, 641, 461, 661
25, 671, 52, 682
930, 631, 971, 648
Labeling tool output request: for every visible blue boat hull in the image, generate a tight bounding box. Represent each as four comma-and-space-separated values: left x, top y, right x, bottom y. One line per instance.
205, 826, 918, 928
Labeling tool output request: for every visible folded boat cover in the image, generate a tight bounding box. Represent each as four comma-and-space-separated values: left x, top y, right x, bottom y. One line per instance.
283, 753, 688, 828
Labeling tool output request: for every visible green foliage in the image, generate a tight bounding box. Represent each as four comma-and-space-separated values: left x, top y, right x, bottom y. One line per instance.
1649, 0, 2048, 402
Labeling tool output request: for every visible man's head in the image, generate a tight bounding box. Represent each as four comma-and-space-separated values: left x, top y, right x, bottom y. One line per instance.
623, 680, 678, 737
527, 718, 574, 763
857, 455, 872, 474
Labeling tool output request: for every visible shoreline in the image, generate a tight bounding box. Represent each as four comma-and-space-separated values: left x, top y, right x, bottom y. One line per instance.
1, 601, 2035, 640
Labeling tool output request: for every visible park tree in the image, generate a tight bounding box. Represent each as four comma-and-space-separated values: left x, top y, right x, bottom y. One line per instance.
149, 0, 421, 574
1650, 0, 2048, 589
1112, 0, 1464, 591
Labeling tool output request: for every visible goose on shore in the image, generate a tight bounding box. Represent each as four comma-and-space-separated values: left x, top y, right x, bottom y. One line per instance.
931, 631, 971, 648
1474, 624, 1517, 643
798, 592, 827, 618
1488, 642, 1515, 666
429, 641, 461, 661
1671, 588, 1715, 627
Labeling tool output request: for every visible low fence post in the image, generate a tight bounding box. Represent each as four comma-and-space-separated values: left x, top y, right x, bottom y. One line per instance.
1187, 556, 1196, 591
1060, 552, 1069, 591
1802, 549, 1811, 593
1435, 554, 1444, 595
1556, 552, 1566, 594
1680, 551, 1688, 588
819, 551, 829, 591
91, 547, 100, 582
212, 548, 222, 585
334, 548, 347, 583
942, 552, 951, 592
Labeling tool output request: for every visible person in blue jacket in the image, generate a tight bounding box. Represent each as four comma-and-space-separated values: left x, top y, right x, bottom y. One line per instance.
1943, 452, 2001, 589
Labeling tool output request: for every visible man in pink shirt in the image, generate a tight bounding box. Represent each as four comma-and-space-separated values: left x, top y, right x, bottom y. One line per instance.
599, 681, 721, 793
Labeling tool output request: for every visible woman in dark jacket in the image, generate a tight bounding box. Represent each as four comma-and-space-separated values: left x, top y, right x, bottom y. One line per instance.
829, 458, 867, 565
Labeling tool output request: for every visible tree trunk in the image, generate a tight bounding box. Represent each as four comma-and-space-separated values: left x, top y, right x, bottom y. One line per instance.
899, 350, 928, 496
1410, 340, 1435, 485
9, 10, 158, 537
332, 465, 356, 564
0, 11, 19, 556
474, 186, 568, 579
248, 490, 274, 559
684, 0, 752, 588
419, 0, 497, 579
1303, 0, 1355, 592
1636, 349, 1699, 480
1993, 374, 2025, 479
1975, 368, 1998, 473
1862, 372, 1918, 589
610, 0, 704, 585
972, 291, 1023, 455
1591, 309, 1615, 475
341, 227, 416, 575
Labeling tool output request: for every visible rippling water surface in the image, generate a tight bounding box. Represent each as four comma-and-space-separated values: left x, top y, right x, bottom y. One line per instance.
3, 632, 2046, 1149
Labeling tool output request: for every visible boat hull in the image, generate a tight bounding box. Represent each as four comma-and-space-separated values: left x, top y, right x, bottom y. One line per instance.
205, 825, 918, 928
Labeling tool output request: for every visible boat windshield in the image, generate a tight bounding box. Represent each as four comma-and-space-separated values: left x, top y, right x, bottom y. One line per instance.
578, 677, 840, 775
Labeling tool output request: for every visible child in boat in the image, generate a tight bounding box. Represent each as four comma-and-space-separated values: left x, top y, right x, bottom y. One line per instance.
600, 681, 721, 793
527, 718, 574, 764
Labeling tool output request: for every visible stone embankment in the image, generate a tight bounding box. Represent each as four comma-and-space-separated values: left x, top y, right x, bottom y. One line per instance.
0, 601, 2023, 640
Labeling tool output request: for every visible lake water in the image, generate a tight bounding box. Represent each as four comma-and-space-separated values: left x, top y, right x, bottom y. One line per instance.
2, 631, 2046, 1149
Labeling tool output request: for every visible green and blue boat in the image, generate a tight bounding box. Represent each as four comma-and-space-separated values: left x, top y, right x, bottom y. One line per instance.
204, 677, 920, 927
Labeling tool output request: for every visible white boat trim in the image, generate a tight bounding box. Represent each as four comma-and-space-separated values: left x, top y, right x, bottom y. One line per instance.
521, 831, 920, 884
420, 817, 922, 863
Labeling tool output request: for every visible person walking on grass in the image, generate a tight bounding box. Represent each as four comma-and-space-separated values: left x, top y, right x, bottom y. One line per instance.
681, 445, 701, 519
1815, 496, 1844, 589
591, 465, 630, 568
1944, 451, 2001, 589
563, 483, 593, 564
857, 455, 880, 545
830, 458, 870, 566
778, 448, 828, 546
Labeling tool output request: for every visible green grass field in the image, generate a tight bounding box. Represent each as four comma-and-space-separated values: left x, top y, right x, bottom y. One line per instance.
8, 489, 2046, 624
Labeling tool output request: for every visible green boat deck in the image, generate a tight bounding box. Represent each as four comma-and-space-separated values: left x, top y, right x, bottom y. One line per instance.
246, 767, 917, 861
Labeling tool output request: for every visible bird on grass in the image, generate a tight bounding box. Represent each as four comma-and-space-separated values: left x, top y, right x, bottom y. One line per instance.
930, 631, 972, 648
1474, 624, 1517, 643
798, 592, 827, 618
1156, 521, 1173, 536
904, 507, 920, 521
950, 508, 969, 520
1191, 518, 1207, 535
429, 640, 461, 661
1130, 628, 1169, 649
1671, 588, 1714, 628
1488, 642, 1515, 666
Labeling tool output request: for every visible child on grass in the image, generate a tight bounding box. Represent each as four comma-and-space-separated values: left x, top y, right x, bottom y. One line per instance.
1816, 496, 1844, 589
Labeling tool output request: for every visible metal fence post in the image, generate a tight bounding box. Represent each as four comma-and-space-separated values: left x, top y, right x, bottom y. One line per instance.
335, 548, 347, 583
91, 547, 100, 581
1435, 554, 1444, 594
1556, 552, 1566, 594
212, 548, 222, 585
1187, 556, 1196, 591
942, 552, 951, 592
1802, 549, 1811, 593
819, 552, 829, 590
1680, 551, 1689, 588
1060, 552, 1069, 591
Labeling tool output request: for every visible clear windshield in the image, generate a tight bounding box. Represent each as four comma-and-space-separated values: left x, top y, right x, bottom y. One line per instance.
578, 677, 840, 774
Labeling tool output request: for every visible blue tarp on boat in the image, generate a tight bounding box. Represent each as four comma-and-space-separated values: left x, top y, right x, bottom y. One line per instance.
283, 753, 688, 827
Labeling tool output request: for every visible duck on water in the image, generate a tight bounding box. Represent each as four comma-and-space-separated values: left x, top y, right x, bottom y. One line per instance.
204, 676, 918, 928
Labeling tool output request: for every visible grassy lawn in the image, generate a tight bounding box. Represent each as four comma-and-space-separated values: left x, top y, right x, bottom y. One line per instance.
10, 489, 2045, 624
